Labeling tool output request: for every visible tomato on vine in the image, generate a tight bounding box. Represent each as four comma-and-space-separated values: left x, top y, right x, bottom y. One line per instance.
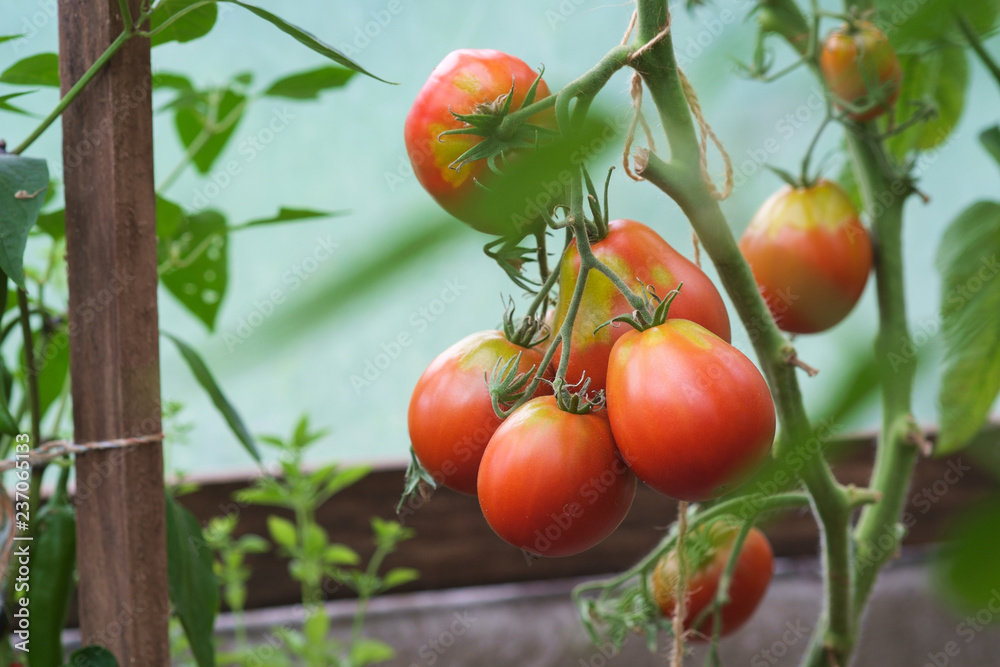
606, 318, 774, 502
404, 49, 553, 236
552, 219, 731, 393
408, 330, 551, 495
477, 395, 636, 557
820, 21, 902, 122
651, 521, 774, 638
739, 179, 872, 334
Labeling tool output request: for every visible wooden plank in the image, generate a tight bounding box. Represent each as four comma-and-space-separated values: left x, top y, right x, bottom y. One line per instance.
58, 0, 168, 661
85, 433, 983, 618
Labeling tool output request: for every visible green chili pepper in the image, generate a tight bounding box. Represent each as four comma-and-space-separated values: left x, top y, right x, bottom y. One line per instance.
26, 465, 76, 667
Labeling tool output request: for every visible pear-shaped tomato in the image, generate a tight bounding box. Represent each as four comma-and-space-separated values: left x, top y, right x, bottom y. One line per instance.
404, 49, 552, 236
477, 396, 636, 557
739, 180, 872, 334
408, 331, 551, 495
820, 21, 902, 122
606, 320, 775, 501
552, 219, 731, 393
652, 521, 774, 638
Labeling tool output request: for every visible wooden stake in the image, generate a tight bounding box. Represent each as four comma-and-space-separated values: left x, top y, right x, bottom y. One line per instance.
58, 0, 168, 661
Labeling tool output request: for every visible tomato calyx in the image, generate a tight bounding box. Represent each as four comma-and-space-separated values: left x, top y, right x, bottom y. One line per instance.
396, 448, 438, 517
554, 379, 605, 415
501, 297, 550, 349
487, 351, 542, 416
597, 281, 684, 335
440, 68, 558, 175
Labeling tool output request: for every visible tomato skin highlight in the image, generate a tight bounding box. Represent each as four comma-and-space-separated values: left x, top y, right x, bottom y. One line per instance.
404, 49, 552, 236
408, 330, 551, 495
477, 396, 637, 557
820, 21, 901, 122
652, 523, 774, 638
606, 320, 775, 502
739, 180, 872, 334
552, 219, 731, 393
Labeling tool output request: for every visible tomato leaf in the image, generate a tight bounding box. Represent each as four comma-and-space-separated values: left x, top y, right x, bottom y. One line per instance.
218, 0, 395, 84
934, 494, 1000, 615
157, 197, 228, 330
0, 53, 59, 87
163, 331, 262, 463
64, 646, 119, 667
0, 35, 24, 46
879, 0, 1000, 52
152, 71, 195, 91
165, 492, 218, 667
267, 515, 298, 552
935, 200, 1000, 455
981, 126, 1000, 170
382, 566, 419, 590
232, 207, 341, 230
0, 91, 35, 116
264, 65, 356, 99
150, 0, 218, 47
174, 88, 246, 174
887, 47, 967, 160
0, 153, 48, 288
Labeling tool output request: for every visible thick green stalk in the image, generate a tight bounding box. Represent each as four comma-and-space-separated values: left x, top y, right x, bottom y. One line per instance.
632, 1, 854, 661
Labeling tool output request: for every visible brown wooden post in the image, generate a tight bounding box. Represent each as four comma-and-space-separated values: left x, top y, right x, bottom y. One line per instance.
58, 0, 169, 662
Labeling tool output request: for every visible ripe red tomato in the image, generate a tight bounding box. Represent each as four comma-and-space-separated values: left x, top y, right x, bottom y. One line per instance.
404, 49, 552, 236
477, 396, 636, 557
606, 320, 774, 501
652, 522, 774, 638
408, 330, 551, 495
820, 21, 902, 122
739, 179, 872, 334
552, 219, 731, 394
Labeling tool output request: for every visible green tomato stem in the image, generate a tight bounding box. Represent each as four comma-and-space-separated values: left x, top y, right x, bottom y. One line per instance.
12, 30, 132, 156
958, 16, 1000, 90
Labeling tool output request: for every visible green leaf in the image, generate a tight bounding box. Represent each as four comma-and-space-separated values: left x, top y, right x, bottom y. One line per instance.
382, 567, 419, 590
150, 0, 219, 47
264, 66, 355, 99
349, 638, 395, 666
218, 1, 394, 84
64, 645, 119, 667
163, 331, 261, 462
323, 544, 359, 566
33, 325, 71, 421
0, 35, 24, 46
887, 47, 967, 159
233, 207, 340, 230
934, 495, 1000, 614
36, 207, 65, 240
0, 53, 59, 87
303, 608, 330, 645
0, 354, 18, 435
153, 71, 195, 91
981, 126, 1000, 169
879, 0, 1000, 51
267, 515, 298, 551
935, 201, 1000, 455
165, 493, 218, 667
174, 88, 246, 174
157, 199, 228, 330
0, 153, 49, 287
303, 522, 328, 556
29, 489, 76, 667
235, 483, 290, 507
321, 465, 369, 498
0, 91, 35, 116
